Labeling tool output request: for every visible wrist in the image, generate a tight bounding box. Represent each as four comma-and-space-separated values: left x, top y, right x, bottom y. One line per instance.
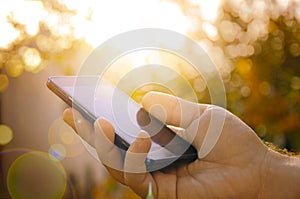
260, 149, 300, 199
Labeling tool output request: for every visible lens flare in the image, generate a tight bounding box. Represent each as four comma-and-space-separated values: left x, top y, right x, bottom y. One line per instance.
60, 130, 75, 145
49, 144, 66, 161
48, 118, 85, 158
7, 152, 66, 199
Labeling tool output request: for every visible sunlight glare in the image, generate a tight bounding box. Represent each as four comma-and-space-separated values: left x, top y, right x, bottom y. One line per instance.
81, 0, 190, 48
11, 1, 45, 36
190, 0, 223, 22
0, 22, 20, 49
202, 22, 218, 40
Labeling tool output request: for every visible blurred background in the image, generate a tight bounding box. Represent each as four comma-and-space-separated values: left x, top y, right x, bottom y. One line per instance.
1, 0, 300, 198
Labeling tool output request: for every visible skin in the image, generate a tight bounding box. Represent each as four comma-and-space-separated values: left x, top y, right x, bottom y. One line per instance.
63, 91, 300, 199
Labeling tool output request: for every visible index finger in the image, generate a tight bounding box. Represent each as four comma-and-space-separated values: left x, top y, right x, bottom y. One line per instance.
141, 91, 208, 128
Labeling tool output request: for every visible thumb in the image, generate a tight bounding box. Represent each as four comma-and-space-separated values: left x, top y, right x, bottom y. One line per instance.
124, 132, 157, 198
124, 132, 151, 173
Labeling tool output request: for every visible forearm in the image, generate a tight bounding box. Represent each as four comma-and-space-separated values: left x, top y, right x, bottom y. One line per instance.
260, 149, 300, 199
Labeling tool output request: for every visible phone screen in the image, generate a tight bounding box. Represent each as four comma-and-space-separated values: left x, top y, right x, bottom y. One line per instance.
47, 76, 197, 170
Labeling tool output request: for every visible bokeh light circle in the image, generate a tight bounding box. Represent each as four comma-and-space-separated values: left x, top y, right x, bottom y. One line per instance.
48, 117, 85, 158
0, 124, 13, 145
7, 151, 67, 199
48, 144, 66, 161
5, 59, 24, 78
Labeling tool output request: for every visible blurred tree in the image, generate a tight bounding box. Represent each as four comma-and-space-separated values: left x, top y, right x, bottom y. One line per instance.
0, 0, 94, 87
173, 0, 300, 151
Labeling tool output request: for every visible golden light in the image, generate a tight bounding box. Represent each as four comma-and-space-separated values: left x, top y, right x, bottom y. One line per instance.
7, 152, 67, 199
6, 59, 24, 78
236, 58, 252, 74
219, 20, 241, 43
0, 22, 20, 49
291, 76, 300, 90
11, 0, 45, 36
240, 86, 251, 98
21, 47, 42, 72
0, 0, 299, 83
0, 124, 13, 145
202, 22, 218, 41
35, 35, 54, 53
289, 43, 300, 57
81, 0, 190, 47
259, 81, 271, 96
1, 0, 300, 197
193, 77, 206, 92
189, 0, 223, 22
48, 118, 85, 158
0, 74, 9, 93
58, 0, 87, 10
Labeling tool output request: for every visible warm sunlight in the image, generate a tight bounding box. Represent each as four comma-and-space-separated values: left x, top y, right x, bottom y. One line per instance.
189, 0, 223, 22
2, 0, 300, 198
0, 0, 190, 49
83, 0, 190, 47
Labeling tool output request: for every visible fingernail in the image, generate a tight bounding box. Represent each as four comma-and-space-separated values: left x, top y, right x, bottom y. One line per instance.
137, 131, 150, 139
93, 118, 102, 132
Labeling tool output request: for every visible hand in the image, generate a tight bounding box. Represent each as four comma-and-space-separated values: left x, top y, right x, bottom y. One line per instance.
63, 92, 300, 199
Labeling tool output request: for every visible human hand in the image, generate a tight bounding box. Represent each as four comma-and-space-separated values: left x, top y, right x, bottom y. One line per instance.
63, 92, 300, 199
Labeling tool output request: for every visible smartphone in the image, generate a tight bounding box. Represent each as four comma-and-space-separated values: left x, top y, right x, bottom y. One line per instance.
47, 76, 197, 171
